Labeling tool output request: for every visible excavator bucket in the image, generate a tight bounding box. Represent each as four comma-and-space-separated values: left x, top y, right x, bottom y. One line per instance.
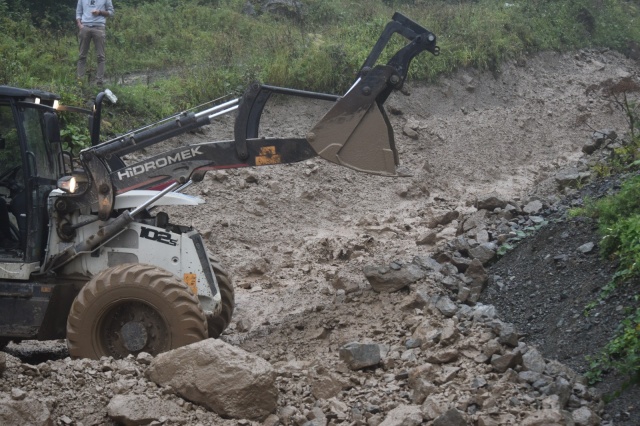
306, 12, 439, 176
307, 67, 399, 176
307, 99, 398, 176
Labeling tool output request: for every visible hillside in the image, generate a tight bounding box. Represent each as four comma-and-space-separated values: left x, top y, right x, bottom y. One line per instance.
1, 48, 639, 425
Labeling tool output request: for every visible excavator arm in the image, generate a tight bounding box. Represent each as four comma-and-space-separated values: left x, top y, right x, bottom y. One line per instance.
47, 12, 438, 270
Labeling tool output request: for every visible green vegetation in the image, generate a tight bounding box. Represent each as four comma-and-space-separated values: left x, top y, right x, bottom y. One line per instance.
569, 79, 640, 391
1, 0, 640, 140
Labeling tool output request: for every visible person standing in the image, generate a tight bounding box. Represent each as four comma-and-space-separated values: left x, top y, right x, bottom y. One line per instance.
76, 0, 115, 86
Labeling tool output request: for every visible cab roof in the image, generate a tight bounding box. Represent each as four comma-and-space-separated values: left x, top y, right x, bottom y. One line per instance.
0, 85, 60, 102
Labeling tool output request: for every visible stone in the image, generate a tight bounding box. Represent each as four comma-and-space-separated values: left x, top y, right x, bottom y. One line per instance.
491, 351, 523, 373
363, 263, 426, 293
427, 210, 459, 228
416, 231, 438, 246
433, 408, 467, 426
520, 409, 565, 426
477, 192, 508, 211
339, 342, 381, 370
331, 271, 361, 294
403, 125, 419, 140
145, 339, 277, 421
468, 242, 497, 264
464, 258, 488, 288
433, 295, 458, 318
107, 394, 183, 426
523, 200, 543, 215
0, 397, 52, 426
572, 406, 600, 425
310, 373, 348, 400
425, 349, 459, 364
522, 347, 546, 373
577, 242, 595, 253
378, 404, 423, 426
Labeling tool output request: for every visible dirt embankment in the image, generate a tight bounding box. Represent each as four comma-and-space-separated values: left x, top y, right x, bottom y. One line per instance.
2, 48, 639, 425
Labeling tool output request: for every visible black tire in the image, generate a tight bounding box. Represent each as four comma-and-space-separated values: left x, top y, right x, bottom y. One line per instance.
206, 256, 235, 338
67, 263, 208, 359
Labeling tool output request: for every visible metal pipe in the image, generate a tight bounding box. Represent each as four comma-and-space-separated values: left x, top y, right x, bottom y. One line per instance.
261, 85, 340, 102
208, 105, 239, 120
195, 98, 239, 119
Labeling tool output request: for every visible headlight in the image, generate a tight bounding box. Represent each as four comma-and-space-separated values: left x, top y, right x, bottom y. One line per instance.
57, 176, 77, 193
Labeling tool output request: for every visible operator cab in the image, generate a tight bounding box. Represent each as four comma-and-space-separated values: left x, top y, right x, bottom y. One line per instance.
0, 86, 64, 278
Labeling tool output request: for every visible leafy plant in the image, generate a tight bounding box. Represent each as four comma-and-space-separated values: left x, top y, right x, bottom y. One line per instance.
586, 299, 640, 393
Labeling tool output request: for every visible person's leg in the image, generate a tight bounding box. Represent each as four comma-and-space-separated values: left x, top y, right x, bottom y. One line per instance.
94, 27, 107, 85
77, 26, 92, 81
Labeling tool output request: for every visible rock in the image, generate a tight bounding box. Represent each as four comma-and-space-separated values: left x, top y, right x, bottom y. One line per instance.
331, 271, 361, 294
464, 258, 488, 288
494, 321, 520, 347
0, 397, 52, 426
106, 394, 183, 426
145, 339, 277, 420
339, 342, 381, 370
310, 373, 348, 400
592, 129, 617, 145
379, 404, 423, 426
477, 192, 508, 211
577, 242, 595, 253
0, 352, 5, 374
523, 347, 547, 373
425, 349, 459, 364
523, 200, 543, 215
572, 406, 600, 425
363, 263, 426, 293
520, 409, 565, 425
468, 242, 497, 265
433, 295, 459, 317
457, 210, 488, 234
416, 231, 437, 246
305, 406, 327, 426
433, 408, 467, 426
491, 350, 523, 373
135, 352, 153, 365
403, 125, 419, 139
10, 388, 27, 401
427, 210, 459, 228
555, 170, 591, 190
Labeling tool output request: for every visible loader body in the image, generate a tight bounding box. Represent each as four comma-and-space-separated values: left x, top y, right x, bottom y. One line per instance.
0, 13, 438, 358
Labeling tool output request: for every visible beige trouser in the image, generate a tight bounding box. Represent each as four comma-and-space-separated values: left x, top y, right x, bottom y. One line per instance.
77, 26, 106, 84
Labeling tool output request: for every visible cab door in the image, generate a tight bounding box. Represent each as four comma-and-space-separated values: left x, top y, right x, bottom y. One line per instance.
0, 100, 62, 271
19, 102, 62, 263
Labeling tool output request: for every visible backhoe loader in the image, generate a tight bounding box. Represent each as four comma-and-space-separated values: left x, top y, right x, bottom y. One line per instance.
0, 13, 438, 359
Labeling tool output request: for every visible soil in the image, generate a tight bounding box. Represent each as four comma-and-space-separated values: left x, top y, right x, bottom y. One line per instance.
165, 48, 640, 424
3, 48, 640, 425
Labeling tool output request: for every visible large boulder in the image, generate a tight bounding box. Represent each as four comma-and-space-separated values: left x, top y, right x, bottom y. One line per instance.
363, 263, 426, 292
0, 397, 52, 426
145, 339, 277, 421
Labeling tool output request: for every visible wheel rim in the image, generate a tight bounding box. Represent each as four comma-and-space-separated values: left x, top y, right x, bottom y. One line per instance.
97, 300, 170, 358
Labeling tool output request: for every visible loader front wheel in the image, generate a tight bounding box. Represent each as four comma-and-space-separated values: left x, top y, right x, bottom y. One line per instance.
67, 263, 207, 359
207, 257, 235, 338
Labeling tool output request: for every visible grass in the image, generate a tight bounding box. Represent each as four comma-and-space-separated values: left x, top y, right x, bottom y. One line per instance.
1, 0, 640, 138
